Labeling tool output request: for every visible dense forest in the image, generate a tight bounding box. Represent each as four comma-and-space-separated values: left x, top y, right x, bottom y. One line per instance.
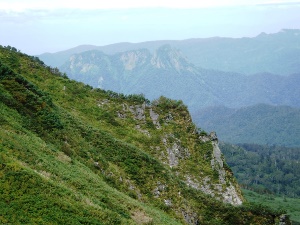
221, 143, 300, 197
194, 104, 300, 147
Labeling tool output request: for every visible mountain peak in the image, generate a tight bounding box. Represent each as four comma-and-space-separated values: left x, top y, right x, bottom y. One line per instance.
151, 44, 192, 72
119, 49, 151, 71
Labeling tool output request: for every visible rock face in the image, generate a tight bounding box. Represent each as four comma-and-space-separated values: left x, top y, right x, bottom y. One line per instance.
279, 214, 290, 225
186, 132, 243, 206
149, 108, 161, 129
209, 132, 243, 205
150, 45, 196, 72
118, 98, 243, 206
128, 103, 146, 120
120, 50, 150, 71
162, 135, 190, 167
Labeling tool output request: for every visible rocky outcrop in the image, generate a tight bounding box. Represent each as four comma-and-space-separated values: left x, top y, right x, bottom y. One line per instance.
210, 132, 225, 184
149, 108, 161, 129
115, 99, 243, 206
151, 45, 197, 73
153, 181, 167, 197
128, 103, 146, 120
279, 214, 291, 225
181, 210, 199, 225
185, 132, 243, 205
210, 132, 243, 205
162, 135, 190, 168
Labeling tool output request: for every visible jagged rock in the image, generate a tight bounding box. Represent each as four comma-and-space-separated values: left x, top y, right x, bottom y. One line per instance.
1, 43, 286, 225
129, 103, 146, 120
167, 145, 179, 167
198, 135, 210, 142
210, 133, 243, 205
149, 108, 161, 129
186, 132, 243, 205
122, 103, 128, 111
150, 45, 194, 73
186, 176, 200, 189
279, 214, 290, 225
117, 111, 126, 118
94, 161, 100, 169
222, 183, 243, 205
163, 135, 190, 167
181, 210, 199, 225
186, 175, 216, 198
153, 182, 166, 197
164, 199, 172, 206
211, 138, 226, 184
199, 131, 218, 142
209, 131, 218, 141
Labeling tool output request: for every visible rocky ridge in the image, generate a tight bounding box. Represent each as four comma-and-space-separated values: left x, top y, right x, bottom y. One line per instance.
115, 98, 243, 206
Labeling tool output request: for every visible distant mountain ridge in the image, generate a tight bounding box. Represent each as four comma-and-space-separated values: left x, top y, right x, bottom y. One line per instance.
38, 30, 300, 148
59, 45, 300, 112
39, 29, 300, 76
60, 45, 215, 109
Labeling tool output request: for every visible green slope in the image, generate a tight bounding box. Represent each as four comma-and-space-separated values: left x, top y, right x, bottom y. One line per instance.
243, 189, 300, 224
0, 45, 290, 224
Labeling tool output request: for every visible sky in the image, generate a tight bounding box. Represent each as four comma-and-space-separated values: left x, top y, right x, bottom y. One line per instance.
1, 0, 300, 55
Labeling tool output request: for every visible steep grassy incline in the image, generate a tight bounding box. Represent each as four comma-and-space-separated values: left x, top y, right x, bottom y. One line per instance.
0, 46, 289, 224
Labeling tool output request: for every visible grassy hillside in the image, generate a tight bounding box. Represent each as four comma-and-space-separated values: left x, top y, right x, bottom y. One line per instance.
0, 45, 290, 224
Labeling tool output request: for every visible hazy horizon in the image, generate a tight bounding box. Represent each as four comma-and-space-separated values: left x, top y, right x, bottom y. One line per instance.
1, 0, 300, 55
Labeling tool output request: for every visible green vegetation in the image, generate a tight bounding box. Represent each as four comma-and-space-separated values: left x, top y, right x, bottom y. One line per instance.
243, 189, 300, 224
194, 104, 300, 147
221, 143, 300, 198
0, 45, 290, 224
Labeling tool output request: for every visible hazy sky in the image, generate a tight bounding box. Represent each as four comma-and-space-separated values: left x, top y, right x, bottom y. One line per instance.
1, 0, 300, 55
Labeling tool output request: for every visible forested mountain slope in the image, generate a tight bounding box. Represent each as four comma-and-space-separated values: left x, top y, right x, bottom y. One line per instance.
58, 46, 300, 111
193, 104, 300, 147
0, 46, 289, 224
221, 143, 300, 198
